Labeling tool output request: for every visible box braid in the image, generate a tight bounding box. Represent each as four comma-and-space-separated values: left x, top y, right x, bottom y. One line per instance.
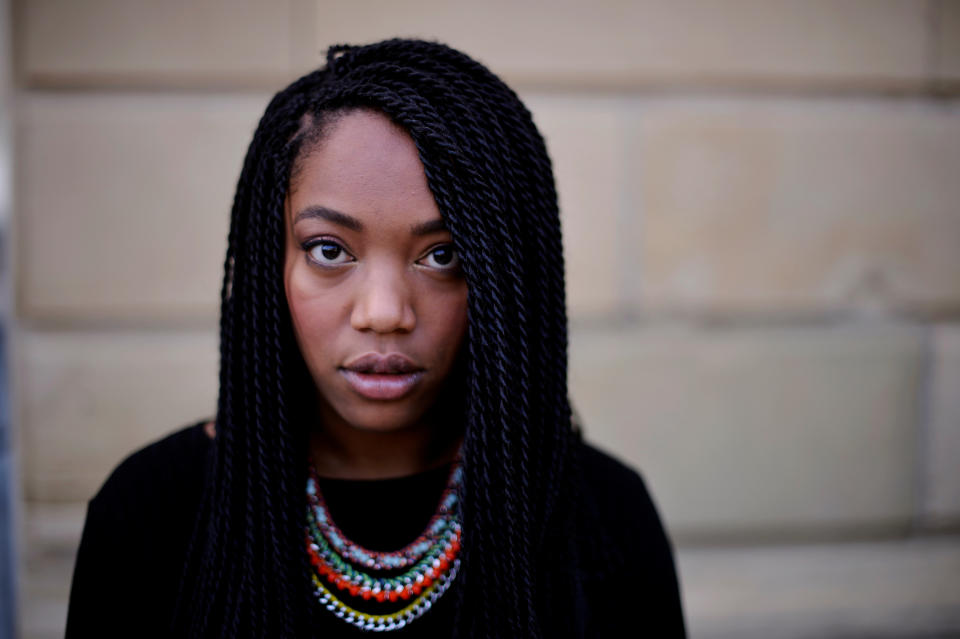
173, 39, 586, 638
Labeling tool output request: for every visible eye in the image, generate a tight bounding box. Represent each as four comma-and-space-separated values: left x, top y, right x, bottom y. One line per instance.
418, 244, 461, 270
304, 239, 354, 267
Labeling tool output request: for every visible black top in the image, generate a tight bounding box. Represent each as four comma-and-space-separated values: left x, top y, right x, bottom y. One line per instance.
66, 421, 685, 637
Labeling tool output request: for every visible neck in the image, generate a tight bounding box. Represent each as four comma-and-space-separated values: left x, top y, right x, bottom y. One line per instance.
309, 416, 461, 480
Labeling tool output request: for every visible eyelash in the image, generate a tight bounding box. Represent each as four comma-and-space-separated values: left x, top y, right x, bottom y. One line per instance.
302, 238, 461, 271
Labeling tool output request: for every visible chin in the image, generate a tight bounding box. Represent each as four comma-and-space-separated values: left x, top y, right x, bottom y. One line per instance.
336, 403, 431, 434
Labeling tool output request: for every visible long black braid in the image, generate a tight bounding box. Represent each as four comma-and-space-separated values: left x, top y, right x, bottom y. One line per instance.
174, 39, 585, 638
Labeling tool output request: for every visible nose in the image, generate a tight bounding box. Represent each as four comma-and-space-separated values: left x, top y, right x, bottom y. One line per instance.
350, 262, 416, 334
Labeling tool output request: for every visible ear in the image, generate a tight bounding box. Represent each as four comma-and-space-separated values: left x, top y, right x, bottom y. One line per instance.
204, 420, 217, 439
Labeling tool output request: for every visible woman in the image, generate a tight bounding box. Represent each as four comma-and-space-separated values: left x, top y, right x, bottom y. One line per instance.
66, 39, 685, 637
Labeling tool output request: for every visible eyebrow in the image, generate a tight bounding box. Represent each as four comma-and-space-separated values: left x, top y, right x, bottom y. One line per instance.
294, 206, 362, 231
410, 218, 448, 237
293, 205, 449, 237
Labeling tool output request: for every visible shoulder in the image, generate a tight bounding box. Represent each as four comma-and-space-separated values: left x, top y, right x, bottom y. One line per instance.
578, 440, 645, 492
576, 441, 663, 539
574, 441, 687, 636
67, 420, 214, 637
89, 419, 213, 523
575, 441, 674, 572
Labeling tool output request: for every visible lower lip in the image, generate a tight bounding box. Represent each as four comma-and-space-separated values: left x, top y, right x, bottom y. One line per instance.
340, 370, 424, 400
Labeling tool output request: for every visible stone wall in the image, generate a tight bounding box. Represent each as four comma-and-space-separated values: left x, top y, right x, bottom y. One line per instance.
11, 0, 960, 544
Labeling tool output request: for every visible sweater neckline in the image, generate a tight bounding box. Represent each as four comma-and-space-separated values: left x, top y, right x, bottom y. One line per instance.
311, 461, 455, 486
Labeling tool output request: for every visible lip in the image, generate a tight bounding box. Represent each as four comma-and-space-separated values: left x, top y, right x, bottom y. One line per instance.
339, 369, 425, 400
342, 352, 423, 374
340, 352, 425, 400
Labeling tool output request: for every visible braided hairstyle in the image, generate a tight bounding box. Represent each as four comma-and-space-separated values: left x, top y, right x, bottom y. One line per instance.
174, 39, 584, 637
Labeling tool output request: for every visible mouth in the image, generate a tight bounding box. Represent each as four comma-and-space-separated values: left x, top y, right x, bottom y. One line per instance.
340, 352, 425, 400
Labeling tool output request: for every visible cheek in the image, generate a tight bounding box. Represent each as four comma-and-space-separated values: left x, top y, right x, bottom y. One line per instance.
286, 284, 312, 338
284, 265, 340, 358
433, 287, 469, 354
283, 246, 300, 324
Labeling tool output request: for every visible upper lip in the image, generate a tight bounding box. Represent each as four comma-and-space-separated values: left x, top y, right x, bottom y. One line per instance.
342, 352, 423, 374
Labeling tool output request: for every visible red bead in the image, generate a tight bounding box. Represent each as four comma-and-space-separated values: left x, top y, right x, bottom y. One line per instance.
375, 591, 387, 602
412, 584, 422, 595
422, 576, 433, 588
361, 590, 372, 600
389, 591, 399, 602
349, 584, 360, 597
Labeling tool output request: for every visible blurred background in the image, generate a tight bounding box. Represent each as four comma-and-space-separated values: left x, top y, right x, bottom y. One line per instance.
2, 1, 959, 637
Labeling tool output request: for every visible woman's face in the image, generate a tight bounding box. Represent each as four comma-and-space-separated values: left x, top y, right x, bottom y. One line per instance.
284, 109, 469, 435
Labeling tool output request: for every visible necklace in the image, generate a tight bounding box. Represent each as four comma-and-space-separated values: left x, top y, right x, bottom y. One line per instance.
305, 460, 463, 632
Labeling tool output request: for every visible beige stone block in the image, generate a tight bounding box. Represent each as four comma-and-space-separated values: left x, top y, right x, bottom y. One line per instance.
680, 537, 960, 637
17, 329, 218, 501
311, 0, 927, 88
19, 503, 86, 639
523, 95, 623, 317
633, 100, 960, 314
923, 324, 960, 526
17, 93, 268, 322
18, 0, 303, 86
935, 0, 960, 82
569, 323, 924, 536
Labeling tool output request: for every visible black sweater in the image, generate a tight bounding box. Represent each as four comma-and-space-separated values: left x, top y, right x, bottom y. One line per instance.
66, 421, 685, 637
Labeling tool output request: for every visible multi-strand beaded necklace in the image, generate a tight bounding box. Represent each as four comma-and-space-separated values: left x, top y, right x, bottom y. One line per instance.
305, 460, 463, 632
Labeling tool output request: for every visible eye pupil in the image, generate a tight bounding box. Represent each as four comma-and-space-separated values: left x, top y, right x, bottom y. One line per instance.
320, 243, 341, 260
433, 246, 453, 265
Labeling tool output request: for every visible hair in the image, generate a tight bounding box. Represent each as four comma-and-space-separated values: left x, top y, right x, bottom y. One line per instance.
174, 38, 586, 638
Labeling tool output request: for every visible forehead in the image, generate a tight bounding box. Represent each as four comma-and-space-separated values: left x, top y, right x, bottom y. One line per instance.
288, 110, 441, 228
